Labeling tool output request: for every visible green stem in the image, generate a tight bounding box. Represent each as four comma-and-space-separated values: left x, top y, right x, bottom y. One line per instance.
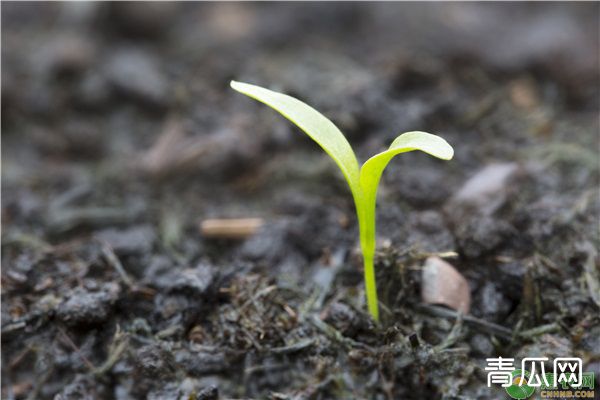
363, 250, 379, 321
356, 190, 379, 322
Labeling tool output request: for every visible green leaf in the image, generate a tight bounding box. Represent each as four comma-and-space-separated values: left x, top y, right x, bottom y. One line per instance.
360, 131, 453, 191
357, 131, 454, 320
230, 81, 361, 197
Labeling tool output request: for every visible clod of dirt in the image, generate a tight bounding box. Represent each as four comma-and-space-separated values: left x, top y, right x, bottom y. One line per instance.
95, 225, 155, 255
53, 374, 103, 400
322, 302, 374, 339
453, 216, 514, 259
175, 349, 231, 376
469, 334, 494, 356
447, 163, 521, 216
239, 220, 291, 263
387, 163, 453, 208
34, 35, 95, 78
56, 283, 120, 327
135, 345, 177, 379
406, 210, 455, 253
146, 381, 218, 400
197, 385, 219, 400
475, 282, 512, 321
421, 256, 471, 314
75, 72, 112, 110
155, 263, 216, 297
106, 2, 179, 38
105, 49, 169, 109
494, 260, 527, 301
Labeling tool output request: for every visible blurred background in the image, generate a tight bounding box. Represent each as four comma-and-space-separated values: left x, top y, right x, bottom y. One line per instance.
2, 3, 599, 399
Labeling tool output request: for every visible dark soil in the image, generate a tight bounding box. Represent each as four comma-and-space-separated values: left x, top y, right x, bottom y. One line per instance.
2, 3, 599, 400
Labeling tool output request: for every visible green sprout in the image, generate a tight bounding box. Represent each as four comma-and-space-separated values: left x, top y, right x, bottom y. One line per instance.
231, 80, 454, 321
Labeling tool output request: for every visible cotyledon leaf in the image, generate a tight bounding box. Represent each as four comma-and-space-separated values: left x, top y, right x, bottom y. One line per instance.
358, 131, 454, 268
357, 131, 454, 320
230, 81, 361, 198
360, 131, 454, 193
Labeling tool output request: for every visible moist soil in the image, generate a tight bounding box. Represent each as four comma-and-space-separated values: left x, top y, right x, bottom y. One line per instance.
2, 3, 599, 400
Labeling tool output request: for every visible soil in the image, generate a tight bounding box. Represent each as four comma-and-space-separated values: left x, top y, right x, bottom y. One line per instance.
2, 3, 599, 400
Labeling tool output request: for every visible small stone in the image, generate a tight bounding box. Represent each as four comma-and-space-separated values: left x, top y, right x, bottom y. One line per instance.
421, 256, 471, 314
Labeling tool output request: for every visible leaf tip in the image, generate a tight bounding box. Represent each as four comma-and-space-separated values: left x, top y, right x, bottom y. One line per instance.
441, 143, 454, 160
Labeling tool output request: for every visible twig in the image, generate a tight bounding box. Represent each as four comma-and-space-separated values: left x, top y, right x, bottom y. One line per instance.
269, 338, 315, 355
517, 323, 560, 339
200, 218, 264, 239
57, 326, 96, 371
310, 314, 373, 352
416, 304, 513, 339
99, 240, 134, 288
93, 326, 129, 376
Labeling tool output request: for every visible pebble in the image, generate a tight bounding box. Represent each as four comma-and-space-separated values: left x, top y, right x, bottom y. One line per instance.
421, 256, 471, 314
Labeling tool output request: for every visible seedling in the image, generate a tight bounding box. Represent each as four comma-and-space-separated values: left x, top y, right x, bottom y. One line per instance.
231, 81, 453, 321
